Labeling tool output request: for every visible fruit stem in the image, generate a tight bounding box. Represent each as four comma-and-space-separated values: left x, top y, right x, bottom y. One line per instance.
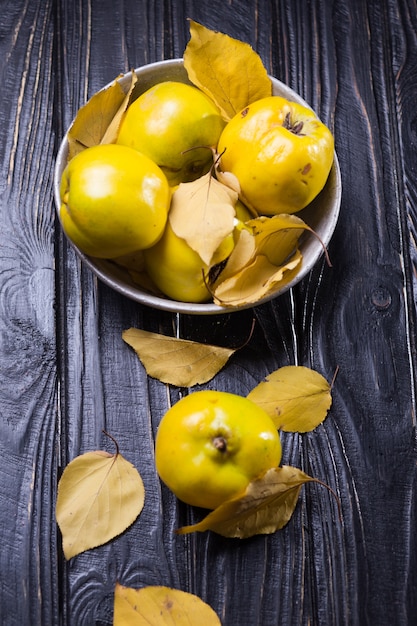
283, 112, 305, 136
212, 436, 228, 452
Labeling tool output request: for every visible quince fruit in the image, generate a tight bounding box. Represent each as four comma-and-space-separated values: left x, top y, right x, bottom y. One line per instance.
217, 96, 334, 215
116, 81, 225, 186
155, 390, 282, 510
143, 221, 234, 303
59, 144, 170, 258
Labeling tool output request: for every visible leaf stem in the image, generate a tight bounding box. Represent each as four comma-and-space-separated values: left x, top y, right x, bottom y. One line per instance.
102, 429, 120, 457
310, 477, 342, 523
330, 365, 340, 390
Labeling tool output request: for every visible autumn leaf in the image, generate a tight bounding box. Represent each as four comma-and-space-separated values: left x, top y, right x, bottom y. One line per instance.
56, 441, 145, 559
213, 214, 308, 282
246, 214, 312, 265
122, 327, 236, 387
67, 71, 137, 159
209, 213, 312, 306
113, 583, 222, 625
212, 249, 302, 307
169, 172, 237, 266
184, 20, 272, 121
247, 365, 332, 432
100, 71, 138, 145
176, 466, 313, 539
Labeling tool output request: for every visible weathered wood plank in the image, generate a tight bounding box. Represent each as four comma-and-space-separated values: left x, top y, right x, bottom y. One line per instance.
53, 1, 417, 624
0, 1, 59, 624
0, 0, 416, 624
54, 2, 404, 625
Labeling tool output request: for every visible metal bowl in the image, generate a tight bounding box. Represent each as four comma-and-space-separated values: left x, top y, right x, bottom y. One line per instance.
54, 59, 342, 315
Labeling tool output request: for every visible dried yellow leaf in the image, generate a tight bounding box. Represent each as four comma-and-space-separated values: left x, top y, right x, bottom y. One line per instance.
114, 583, 222, 625
56, 447, 145, 559
176, 466, 313, 539
67, 71, 137, 159
122, 328, 235, 387
184, 20, 272, 121
247, 214, 310, 265
100, 72, 138, 145
169, 172, 237, 266
212, 248, 302, 307
215, 214, 307, 281
213, 227, 255, 279
210, 213, 310, 306
247, 365, 332, 432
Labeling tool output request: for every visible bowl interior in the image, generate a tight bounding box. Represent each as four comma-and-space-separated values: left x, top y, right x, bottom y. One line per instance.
54, 59, 341, 315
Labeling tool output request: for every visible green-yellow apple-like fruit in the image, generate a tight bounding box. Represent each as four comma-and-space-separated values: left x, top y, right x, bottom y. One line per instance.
143, 221, 235, 303
155, 390, 282, 509
59, 144, 170, 258
116, 81, 226, 186
217, 96, 334, 215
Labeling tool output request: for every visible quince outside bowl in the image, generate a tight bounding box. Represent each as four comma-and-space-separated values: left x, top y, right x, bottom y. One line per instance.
54, 59, 342, 315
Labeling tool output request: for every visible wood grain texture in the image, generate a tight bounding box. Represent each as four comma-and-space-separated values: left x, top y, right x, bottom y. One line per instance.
1, 0, 417, 624
0, 1, 59, 625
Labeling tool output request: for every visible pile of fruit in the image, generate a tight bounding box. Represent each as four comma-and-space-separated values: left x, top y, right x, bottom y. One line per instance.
59, 25, 334, 306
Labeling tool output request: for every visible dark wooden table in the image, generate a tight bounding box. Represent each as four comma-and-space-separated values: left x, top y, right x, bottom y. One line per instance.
1, 1, 417, 624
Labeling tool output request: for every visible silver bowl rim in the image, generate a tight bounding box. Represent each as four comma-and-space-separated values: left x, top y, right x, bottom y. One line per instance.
54, 58, 342, 315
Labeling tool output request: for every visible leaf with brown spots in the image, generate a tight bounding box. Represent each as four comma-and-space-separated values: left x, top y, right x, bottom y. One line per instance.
176, 466, 314, 538
113, 583, 222, 625
247, 365, 332, 432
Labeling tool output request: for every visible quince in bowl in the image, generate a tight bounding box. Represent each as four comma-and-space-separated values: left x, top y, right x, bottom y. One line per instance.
54, 58, 341, 315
